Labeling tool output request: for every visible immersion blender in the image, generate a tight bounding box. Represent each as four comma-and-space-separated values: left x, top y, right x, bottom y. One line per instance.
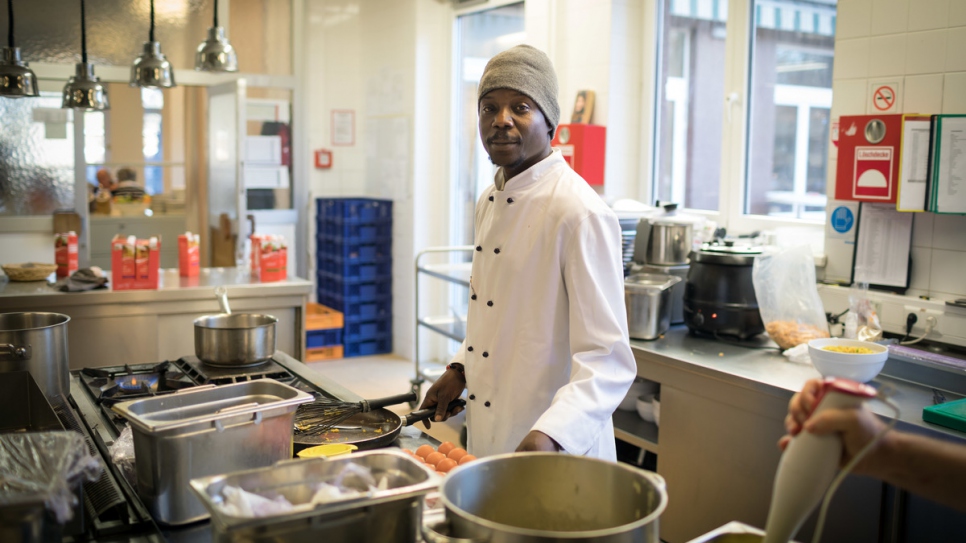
762, 378, 879, 543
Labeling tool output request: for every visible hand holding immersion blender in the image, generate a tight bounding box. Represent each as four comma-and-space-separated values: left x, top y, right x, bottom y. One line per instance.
763, 378, 899, 543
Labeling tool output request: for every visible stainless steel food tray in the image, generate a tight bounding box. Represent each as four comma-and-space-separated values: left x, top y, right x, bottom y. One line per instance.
190, 449, 439, 543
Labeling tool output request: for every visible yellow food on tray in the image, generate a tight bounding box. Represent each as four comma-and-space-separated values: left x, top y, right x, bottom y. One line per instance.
822, 345, 875, 354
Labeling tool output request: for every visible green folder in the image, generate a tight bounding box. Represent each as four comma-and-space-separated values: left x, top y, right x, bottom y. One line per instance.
928, 114, 966, 215
923, 398, 966, 433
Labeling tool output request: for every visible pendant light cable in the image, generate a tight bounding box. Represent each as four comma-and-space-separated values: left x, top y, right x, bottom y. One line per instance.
7, 0, 14, 48
213, 0, 219, 27
149, 0, 155, 43
80, 0, 87, 64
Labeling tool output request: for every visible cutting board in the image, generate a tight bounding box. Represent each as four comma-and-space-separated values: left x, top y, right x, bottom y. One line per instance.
53, 211, 82, 235
923, 398, 966, 433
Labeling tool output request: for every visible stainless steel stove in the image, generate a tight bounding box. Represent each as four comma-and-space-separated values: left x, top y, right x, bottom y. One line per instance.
60, 351, 364, 542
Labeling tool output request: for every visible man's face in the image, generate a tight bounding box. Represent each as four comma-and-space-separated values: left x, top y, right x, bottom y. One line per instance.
479, 89, 553, 180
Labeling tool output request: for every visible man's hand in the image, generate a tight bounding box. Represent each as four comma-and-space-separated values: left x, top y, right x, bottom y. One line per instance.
515, 430, 562, 453
418, 367, 466, 429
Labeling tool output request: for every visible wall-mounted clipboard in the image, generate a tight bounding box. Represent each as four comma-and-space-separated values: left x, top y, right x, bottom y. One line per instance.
850, 202, 913, 293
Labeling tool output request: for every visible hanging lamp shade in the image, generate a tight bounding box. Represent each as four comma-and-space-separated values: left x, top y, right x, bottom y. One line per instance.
0, 0, 40, 97
195, 1, 237, 72
63, 0, 108, 110
131, 0, 175, 88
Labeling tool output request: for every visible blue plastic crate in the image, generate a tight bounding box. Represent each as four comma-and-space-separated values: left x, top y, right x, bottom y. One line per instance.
317, 270, 392, 287
317, 237, 391, 263
317, 294, 391, 322
344, 333, 392, 357
316, 198, 392, 224
344, 317, 392, 344
316, 256, 392, 282
307, 328, 343, 348
317, 277, 391, 305
318, 220, 392, 243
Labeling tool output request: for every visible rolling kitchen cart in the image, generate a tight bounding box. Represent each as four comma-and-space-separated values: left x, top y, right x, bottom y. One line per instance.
412, 246, 474, 401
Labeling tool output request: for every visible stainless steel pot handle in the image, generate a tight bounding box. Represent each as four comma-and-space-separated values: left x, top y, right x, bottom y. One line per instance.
215, 286, 231, 314
0, 343, 31, 361
421, 520, 483, 543
215, 402, 260, 414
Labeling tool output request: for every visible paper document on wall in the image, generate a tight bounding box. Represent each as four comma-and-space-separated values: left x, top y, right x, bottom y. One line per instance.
853, 203, 912, 289
896, 117, 932, 211
930, 115, 966, 214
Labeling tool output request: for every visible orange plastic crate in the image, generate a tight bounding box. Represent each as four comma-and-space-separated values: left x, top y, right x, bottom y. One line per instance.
305, 345, 344, 362
306, 302, 344, 330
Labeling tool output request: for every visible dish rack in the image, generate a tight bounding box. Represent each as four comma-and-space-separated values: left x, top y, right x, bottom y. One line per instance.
412, 246, 473, 401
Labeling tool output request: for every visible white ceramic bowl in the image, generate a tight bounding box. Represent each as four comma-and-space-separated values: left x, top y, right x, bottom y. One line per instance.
807, 338, 889, 383
618, 378, 659, 411
636, 394, 655, 422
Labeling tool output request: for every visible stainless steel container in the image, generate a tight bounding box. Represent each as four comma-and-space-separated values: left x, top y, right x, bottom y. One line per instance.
194, 287, 278, 367
189, 449, 439, 543
633, 218, 693, 266
625, 274, 682, 340
112, 380, 314, 526
0, 312, 70, 404
425, 452, 667, 543
638, 263, 689, 324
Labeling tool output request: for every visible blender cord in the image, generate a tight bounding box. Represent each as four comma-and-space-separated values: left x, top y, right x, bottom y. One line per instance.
809, 395, 901, 543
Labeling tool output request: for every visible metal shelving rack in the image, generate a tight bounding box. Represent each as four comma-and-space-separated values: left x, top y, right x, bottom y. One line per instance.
412, 246, 474, 399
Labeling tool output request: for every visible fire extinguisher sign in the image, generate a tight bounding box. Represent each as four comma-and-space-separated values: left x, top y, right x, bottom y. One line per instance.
852, 147, 894, 200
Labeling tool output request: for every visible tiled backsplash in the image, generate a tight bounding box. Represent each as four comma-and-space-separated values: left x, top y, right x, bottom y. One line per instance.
824, 0, 966, 313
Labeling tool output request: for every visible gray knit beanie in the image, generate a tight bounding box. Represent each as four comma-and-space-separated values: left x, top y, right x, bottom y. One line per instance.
478, 44, 560, 135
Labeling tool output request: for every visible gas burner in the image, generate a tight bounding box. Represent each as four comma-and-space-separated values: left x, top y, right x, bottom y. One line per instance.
172, 356, 296, 386
79, 361, 196, 405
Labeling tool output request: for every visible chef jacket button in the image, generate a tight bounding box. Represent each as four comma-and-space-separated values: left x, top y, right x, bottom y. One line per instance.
494, 248, 501, 254
507, 197, 514, 204
482, 352, 489, 358
484, 401, 491, 407
476, 245, 482, 252
486, 301, 493, 307
488, 195, 494, 202
471, 294, 477, 300
469, 394, 476, 400
467, 346, 474, 352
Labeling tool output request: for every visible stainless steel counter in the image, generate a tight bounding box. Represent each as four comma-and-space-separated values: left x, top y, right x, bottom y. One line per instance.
0, 268, 312, 308
629, 326, 966, 441
629, 326, 966, 543
0, 269, 313, 368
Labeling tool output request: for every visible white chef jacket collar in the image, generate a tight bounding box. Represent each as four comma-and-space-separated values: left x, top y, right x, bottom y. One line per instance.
493, 149, 565, 192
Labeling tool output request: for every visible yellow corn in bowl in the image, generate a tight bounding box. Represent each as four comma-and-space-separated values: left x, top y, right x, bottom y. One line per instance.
808, 338, 889, 382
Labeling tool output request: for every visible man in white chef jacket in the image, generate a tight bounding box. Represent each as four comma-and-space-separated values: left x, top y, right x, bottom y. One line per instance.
419, 44, 636, 461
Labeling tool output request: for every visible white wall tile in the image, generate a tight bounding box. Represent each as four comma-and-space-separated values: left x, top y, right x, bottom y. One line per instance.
942, 72, 966, 113
905, 30, 948, 75
909, 246, 933, 290
911, 211, 935, 247
950, 1, 966, 26
868, 35, 907, 77
946, 27, 966, 72
932, 214, 966, 251
908, 0, 950, 31
833, 39, 871, 80
837, 0, 873, 39
831, 78, 870, 118
930, 249, 966, 296
871, 0, 909, 35
903, 74, 945, 113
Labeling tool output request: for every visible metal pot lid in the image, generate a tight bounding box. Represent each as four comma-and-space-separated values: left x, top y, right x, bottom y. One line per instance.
625, 273, 682, 292
690, 243, 762, 265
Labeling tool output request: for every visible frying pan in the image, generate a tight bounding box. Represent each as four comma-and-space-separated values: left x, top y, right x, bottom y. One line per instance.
194, 287, 278, 367
293, 399, 466, 453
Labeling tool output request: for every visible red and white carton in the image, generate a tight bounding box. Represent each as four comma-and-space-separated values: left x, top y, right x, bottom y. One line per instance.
178, 232, 200, 277
112, 234, 160, 290
250, 234, 267, 275
258, 235, 287, 282
55, 231, 78, 278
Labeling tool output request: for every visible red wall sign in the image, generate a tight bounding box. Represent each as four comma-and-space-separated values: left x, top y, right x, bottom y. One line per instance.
835, 114, 902, 203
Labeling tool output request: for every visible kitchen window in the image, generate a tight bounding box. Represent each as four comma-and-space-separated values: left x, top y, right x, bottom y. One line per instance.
652, 0, 837, 231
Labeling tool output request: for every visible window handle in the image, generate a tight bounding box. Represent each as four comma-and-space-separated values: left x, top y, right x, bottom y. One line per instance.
725, 92, 741, 123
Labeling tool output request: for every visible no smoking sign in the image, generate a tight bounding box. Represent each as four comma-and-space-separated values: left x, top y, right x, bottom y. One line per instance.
867, 80, 902, 114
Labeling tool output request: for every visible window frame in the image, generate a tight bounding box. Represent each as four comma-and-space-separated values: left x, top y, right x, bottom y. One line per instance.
648, 0, 832, 243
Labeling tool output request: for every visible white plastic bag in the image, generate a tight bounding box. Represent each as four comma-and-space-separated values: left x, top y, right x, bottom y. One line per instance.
752, 245, 830, 350
109, 424, 137, 491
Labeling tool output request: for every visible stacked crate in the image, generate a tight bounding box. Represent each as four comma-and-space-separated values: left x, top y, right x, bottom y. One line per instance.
316, 198, 393, 357
305, 302, 344, 361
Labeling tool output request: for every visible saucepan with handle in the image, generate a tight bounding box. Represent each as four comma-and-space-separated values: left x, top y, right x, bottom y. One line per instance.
193, 286, 278, 366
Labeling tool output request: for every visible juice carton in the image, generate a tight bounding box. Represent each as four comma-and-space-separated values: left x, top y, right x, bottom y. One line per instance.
250, 234, 267, 275
178, 232, 200, 277
111, 235, 161, 290
121, 235, 137, 280
135, 240, 150, 281
55, 231, 78, 278
259, 235, 288, 282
